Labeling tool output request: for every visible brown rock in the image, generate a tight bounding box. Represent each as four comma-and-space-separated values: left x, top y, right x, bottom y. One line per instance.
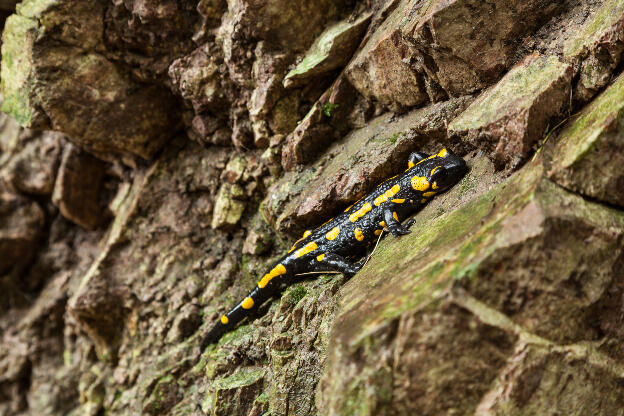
319, 159, 624, 414
0, 192, 44, 274
211, 183, 246, 230
564, 0, 624, 103
190, 114, 221, 143
283, 12, 373, 88
169, 43, 226, 113
2, 131, 63, 195
476, 343, 624, 414
548, 71, 624, 207
448, 55, 573, 168
221, 0, 351, 53
52, 145, 106, 230
346, 0, 562, 112
1, 2, 179, 160
281, 77, 361, 171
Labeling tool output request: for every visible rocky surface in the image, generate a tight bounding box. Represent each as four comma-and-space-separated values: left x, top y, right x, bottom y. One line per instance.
1, 1, 624, 416
548, 70, 624, 207
449, 55, 573, 168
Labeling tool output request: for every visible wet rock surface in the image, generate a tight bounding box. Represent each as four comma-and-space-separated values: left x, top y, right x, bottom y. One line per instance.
548, 64, 624, 208
346, 0, 562, 112
1, 1, 180, 160
449, 55, 573, 168
1, 1, 624, 416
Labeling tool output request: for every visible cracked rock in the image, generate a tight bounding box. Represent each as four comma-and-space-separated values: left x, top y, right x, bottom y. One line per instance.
448, 55, 573, 168
548, 71, 624, 208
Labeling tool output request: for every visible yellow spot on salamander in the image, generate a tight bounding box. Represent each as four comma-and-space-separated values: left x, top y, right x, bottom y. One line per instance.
380, 221, 386, 227
438, 148, 448, 157
423, 191, 436, 197
432, 182, 439, 190
241, 297, 255, 309
295, 242, 318, 258
374, 184, 401, 206
408, 160, 415, 168
354, 228, 364, 241
258, 264, 287, 288
344, 204, 353, 212
326, 227, 340, 241
303, 230, 311, 238
430, 166, 441, 176
374, 229, 383, 236
411, 176, 430, 191
349, 203, 372, 222
421, 198, 427, 204
392, 199, 405, 204
393, 212, 399, 221
221, 315, 229, 324
317, 254, 325, 261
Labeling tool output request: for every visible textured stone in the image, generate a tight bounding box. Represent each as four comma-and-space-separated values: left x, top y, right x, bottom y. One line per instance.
1, 1, 179, 159
221, 0, 351, 54
475, 342, 624, 415
268, 96, 474, 235
449, 55, 573, 168
211, 183, 246, 230
208, 368, 265, 416
169, 43, 226, 113
346, 0, 561, 112
0, 109, 23, 167
221, 155, 247, 184
548, 71, 624, 207
52, 145, 106, 230
318, 159, 624, 415
283, 13, 372, 88
564, 0, 624, 102
5, 2, 624, 416
2, 131, 63, 195
280, 75, 368, 171
103, 0, 198, 82
0, 192, 44, 274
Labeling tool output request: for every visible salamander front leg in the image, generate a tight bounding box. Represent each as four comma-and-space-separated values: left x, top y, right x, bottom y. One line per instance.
383, 207, 412, 237
312, 253, 366, 278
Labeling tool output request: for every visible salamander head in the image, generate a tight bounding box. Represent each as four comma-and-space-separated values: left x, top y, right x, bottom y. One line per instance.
427, 148, 468, 192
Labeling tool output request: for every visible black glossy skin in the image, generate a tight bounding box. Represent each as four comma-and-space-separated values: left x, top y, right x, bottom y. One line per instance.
200, 148, 468, 350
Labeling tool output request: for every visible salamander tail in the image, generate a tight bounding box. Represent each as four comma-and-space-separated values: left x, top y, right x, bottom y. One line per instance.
200, 322, 227, 351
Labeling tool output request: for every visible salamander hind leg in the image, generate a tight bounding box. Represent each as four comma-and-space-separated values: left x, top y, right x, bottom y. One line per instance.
312, 253, 365, 278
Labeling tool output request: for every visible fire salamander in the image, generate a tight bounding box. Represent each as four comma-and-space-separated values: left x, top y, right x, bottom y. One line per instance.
200, 148, 468, 350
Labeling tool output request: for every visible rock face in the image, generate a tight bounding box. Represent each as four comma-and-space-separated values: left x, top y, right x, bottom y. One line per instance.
52, 145, 106, 230
1, 1, 180, 160
2, 1, 624, 416
548, 70, 624, 207
0, 191, 44, 274
346, 0, 562, 112
449, 55, 573, 168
